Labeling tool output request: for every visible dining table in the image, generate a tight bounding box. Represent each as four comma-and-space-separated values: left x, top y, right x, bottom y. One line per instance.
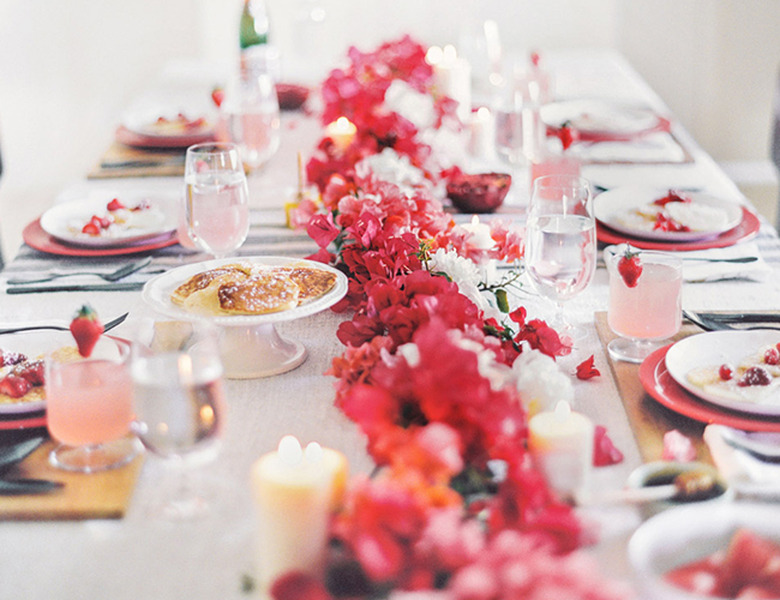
1, 47, 780, 600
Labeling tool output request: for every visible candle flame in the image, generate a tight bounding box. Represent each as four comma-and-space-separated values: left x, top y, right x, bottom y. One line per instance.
425, 45, 443, 66
278, 435, 303, 467
304, 442, 323, 464
554, 400, 572, 421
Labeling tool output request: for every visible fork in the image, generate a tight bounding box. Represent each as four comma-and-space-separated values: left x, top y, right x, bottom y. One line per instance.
6, 257, 151, 285
683, 310, 780, 332
0, 312, 129, 336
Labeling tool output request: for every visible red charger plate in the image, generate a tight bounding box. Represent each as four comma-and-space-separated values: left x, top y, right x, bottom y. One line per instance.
115, 125, 215, 149
597, 206, 760, 251
23, 218, 179, 257
639, 344, 780, 432
0, 414, 46, 431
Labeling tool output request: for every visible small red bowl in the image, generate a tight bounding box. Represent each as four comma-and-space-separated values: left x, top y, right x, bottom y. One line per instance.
276, 83, 310, 111
446, 172, 512, 213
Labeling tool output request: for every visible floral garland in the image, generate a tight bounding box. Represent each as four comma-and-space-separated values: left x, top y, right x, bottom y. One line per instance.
282, 35, 629, 600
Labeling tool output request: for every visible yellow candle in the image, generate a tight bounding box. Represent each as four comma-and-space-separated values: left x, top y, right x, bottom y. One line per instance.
249, 436, 348, 592
528, 401, 594, 499
325, 117, 356, 152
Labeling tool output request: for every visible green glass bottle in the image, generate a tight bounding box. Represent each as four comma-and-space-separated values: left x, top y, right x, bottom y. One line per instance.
240, 0, 269, 50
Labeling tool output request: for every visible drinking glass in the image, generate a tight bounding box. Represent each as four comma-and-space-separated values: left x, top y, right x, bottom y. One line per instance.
184, 142, 250, 259
606, 247, 683, 363
130, 319, 226, 519
218, 71, 280, 171
46, 336, 139, 472
524, 175, 596, 339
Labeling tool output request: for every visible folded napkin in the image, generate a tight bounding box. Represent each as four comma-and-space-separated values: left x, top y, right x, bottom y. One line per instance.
704, 425, 780, 500
570, 131, 689, 164
679, 242, 771, 283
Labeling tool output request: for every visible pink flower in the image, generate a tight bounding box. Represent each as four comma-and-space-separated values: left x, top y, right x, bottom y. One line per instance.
576, 355, 601, 380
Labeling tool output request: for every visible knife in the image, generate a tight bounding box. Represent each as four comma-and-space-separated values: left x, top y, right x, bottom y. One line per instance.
100, 158, 184, 169
6, 282, 146, 294
0, 478, 64, 495
694, 312, 780, 324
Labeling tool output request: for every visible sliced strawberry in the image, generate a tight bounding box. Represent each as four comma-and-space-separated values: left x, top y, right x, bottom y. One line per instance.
211, 86, 225, 108
131, 199, 152, 211
617, 246, 643, 287
69, 305, 104, 358
716, 529, 780, 597
665, 558, 719, 596
0, 374, 33, 398
653, 189, 692, 206
81, 222, 100, 236
0, 350, 26, 367
764, 347, 780, 366
654, 211, 690, 232
14, 359, 44, 386
738, 366, 772, 387
719, 364, 735, 381
107, 198, 125, 211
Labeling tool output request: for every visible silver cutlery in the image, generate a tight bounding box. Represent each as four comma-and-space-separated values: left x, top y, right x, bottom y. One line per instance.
0, 478, 63, 495
6, 256, 152, 285
0, 437, 45, 472
0, 312, 129, 335
682, 256, 758, 263
683, 310, 780, 332
719, 427, 780, 463
6, 282, 146, 294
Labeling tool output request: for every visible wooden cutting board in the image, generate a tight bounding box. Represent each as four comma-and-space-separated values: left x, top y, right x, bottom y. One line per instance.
594, 311, 713, 464
0, 439, 143, 521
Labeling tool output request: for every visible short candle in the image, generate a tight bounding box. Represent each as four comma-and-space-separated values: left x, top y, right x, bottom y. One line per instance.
528, 401, 594, 499
325, 117, 357, 152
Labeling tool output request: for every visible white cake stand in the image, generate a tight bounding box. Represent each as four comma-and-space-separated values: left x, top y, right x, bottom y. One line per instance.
141, 256, 348, 379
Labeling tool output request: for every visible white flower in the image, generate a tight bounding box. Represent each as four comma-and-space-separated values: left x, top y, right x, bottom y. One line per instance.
397, 342, 421, 368
428, 248, 501, 321
447, 329, 511, 391
384, 79, 436, 129
511, 345, 574, 415
355, 148, 428, 190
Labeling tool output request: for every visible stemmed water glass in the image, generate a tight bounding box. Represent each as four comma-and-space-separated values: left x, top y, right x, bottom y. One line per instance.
218, 71, 280, 172
524, 174, 597, 340
130, 319, 226, 519
184, 142, 250, 259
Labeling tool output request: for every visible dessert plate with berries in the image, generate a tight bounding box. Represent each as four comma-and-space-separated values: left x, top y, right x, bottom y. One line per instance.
665, 330, 780, 416
594, 186, 743, 242
40, 192, 177, 248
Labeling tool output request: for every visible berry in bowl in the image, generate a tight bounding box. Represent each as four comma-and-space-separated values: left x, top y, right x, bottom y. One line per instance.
446, 171, 512, 213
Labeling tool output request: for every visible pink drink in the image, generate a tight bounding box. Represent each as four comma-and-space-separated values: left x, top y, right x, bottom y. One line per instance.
225, 109, 280, 169
47, 359, 133, 446
608, 261, 682, 340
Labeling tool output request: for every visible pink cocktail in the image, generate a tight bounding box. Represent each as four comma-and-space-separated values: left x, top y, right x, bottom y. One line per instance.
607, 248, 682, 363
46, 338, 139, 472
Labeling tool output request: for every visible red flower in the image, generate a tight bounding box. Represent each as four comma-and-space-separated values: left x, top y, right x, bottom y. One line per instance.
593, 425, 624, 467
575, 355, 601, 380
271, 572, 332, 600
307, 212, 340, 248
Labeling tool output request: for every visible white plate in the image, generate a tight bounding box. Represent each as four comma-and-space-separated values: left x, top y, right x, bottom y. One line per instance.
541, 99, 661, 135
0, 330, 122, 415
594, 186, 743, 242
40, 192, 178, 248
665, 330, 780, 416
142, 256, 349, 325
122, 106, 215, 139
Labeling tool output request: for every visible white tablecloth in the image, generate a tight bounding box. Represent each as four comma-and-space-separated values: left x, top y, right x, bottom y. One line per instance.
1, 49, 779, 599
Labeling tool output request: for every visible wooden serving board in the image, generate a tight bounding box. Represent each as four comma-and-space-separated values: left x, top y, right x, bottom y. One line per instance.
0, 439, 143, 521
594, 311, 713, 464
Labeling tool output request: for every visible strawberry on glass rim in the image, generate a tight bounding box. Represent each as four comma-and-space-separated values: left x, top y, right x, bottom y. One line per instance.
617, 245, 642, 287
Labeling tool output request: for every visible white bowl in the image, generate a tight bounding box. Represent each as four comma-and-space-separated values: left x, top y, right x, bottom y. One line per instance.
628, 502, 780, 599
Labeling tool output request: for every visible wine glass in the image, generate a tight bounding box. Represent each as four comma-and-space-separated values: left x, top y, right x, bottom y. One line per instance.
130, 319, 226, 519
606, 247, 683, 363
184, 142, 250, 259
524, 174, 596, 340
218, 71, 280, 172
46, 335, 140, 472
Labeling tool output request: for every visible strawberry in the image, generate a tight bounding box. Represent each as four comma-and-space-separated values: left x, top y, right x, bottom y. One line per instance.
764, 347, 780, 365
107, 198, 125, 211
81, 221, 100, 236
0, 374, 32, 399
14, 359, 44, 386
0, 350, 26, 367
617, 246, 643, 288
738, 366, 772, 387
69, 305, 104, 358
557, 121, 579, 151
719, 364, 735, 380
211, 86, 225, 108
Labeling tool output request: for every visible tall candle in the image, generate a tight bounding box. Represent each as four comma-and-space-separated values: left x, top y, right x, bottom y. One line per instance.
528, 401, 594, 499
468, 106, 496, 159
250, 436, 348, 592
325, 117, 356, 153
427, 45, 472, 123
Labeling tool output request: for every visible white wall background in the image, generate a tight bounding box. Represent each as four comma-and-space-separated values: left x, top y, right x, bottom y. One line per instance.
1, 0, 779, 259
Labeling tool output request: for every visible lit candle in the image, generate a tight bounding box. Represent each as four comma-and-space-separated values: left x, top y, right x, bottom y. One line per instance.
426, 44, 472, 122
249, 435, 348, 592
460, 215, 495, 250
325, 117, 356, 152
528, 401, 594, 499
468, 106, 496, 159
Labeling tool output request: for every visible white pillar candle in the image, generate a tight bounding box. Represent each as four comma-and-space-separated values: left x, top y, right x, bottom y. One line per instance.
325, 117, 356, 152
460, 215, 495, 250
468, 106, 496, 159
250, 436, 348, 592
528, 401, 594, 499
427, 45, 472, 123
